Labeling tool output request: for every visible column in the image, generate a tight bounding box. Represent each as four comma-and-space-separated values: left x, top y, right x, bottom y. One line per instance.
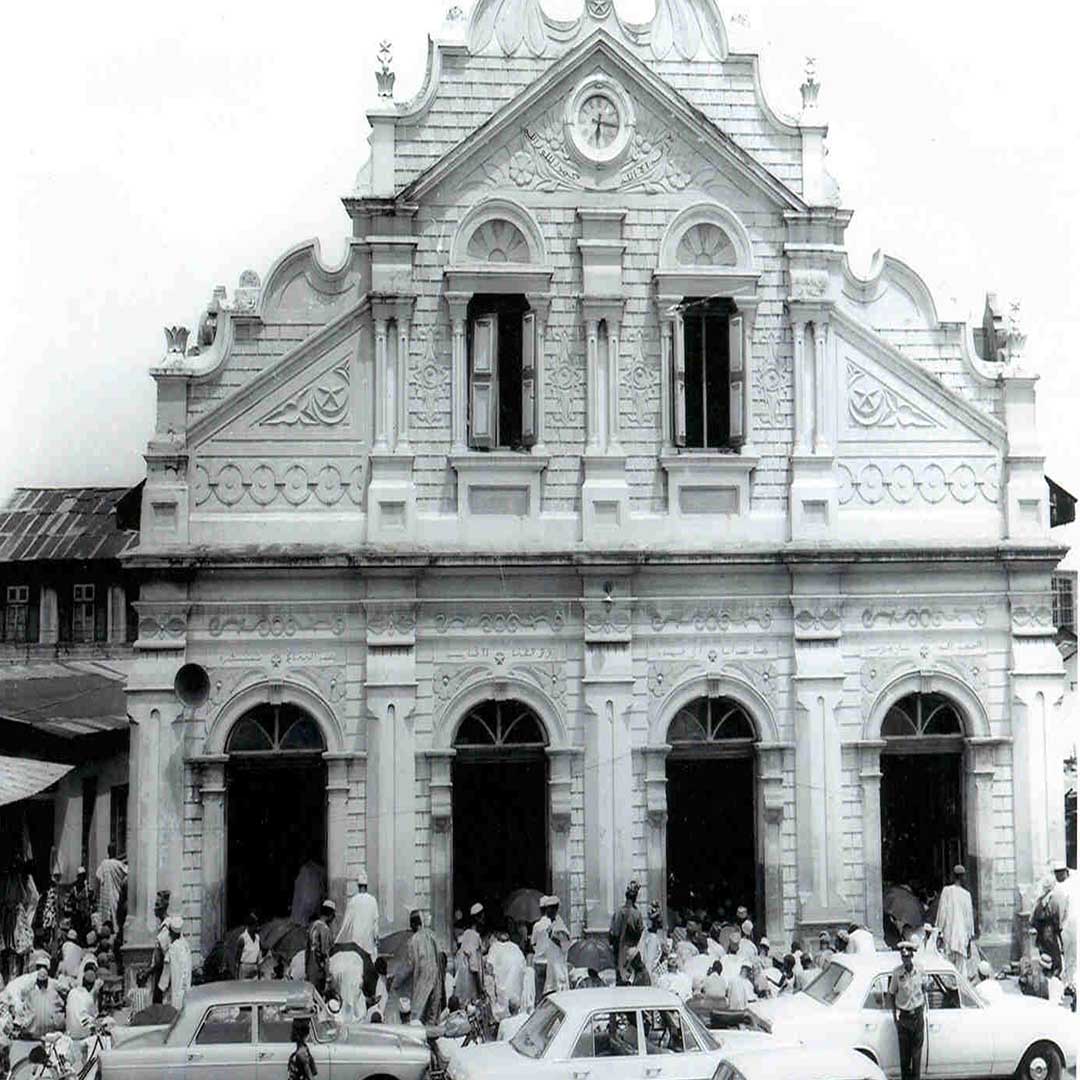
325, 754, 351, 917
966, 738, 1000, 942
857, 741, 885, 939
396, 319, 411, 451
527, 294, 550, 455
758, 743, 787, 942
197, 756, 228, 957
585, 318, 601, 453
607, 319, 623, 455
426, 749, 454, 947
548, 748, 576, 928
373, 317, 389, 451
812, 321, 831, 454
447, 295, 469, 452
659, 315, 674, 449
791, 318, 811, 454
643, 746, 669, 922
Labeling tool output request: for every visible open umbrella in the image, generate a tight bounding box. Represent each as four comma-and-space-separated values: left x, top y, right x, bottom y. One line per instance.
259, 917, 307, 964
883, 884, 925, 936
567, 937, 615, 972
503, 888, 543, 925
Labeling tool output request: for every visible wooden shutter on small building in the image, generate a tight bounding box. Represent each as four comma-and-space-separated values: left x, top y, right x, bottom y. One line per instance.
728, 313, 745, 448
469, 314, 498, 449
520, 311, 537, 448
672, 309, 687, 447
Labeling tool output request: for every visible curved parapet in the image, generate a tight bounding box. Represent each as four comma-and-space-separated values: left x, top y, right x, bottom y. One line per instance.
257, 237, 363, 324
840, 250, 941, 332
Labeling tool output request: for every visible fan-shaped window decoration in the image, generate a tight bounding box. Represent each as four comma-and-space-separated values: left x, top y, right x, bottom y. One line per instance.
466, 219, 531, 265
667, 697, 755, 748
454, 700, 548, 750
882, 693, 964, 739
675, 223, 737, 268
226, 704, 327, 755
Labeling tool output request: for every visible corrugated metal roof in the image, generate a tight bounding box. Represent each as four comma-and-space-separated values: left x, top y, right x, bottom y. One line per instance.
0, 487, 140, 562
0, 669, 128, 734
0, 755, 72, 807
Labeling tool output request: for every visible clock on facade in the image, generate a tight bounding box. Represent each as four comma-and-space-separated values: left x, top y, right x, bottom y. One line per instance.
565, 74, 635, 166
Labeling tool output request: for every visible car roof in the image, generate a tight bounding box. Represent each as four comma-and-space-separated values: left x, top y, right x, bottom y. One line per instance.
546, 987, 684, 1010
181, 980, 315, 1007
722, 1045, 883, 1079
830, 951, 958, 977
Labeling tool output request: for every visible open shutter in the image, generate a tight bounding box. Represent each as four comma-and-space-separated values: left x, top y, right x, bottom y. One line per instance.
521, 311, 537, 448
728, 313, 745, 448
469, 314, 498, 449
673, 310, 687, 447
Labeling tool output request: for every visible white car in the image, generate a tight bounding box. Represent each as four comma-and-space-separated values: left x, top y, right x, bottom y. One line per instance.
716, 1045, 887, 1080
445, 987, 771, 1080
749, 952, 1076, 1080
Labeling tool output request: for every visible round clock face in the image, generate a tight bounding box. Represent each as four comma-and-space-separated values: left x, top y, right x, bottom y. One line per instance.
578, 93, 620, 151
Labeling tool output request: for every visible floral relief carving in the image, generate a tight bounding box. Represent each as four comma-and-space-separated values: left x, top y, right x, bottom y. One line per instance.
365, 605, 418, 638
752, 329, 789, 429
861, 605, 988, 630
511, 661, 567, 706
1010, 603, 1054, 630
258, 359, 351, 427
859, 654, 988, 713
623, 329, 659, 429
675, 223, 736, 267
647, 603, 774, 632
411, 327, 449, 428
793, 605, 842, 636
646, 659, 779, 706
846, 362, 937, 430
837, 460, 1000, 506
290, 665, 347, 704
549, 328, 584, 428
433, 664, 490, 708
434, 606, 568, 634
137, 612, 188, 641
207, 611, 347, 638
208, 667, 264, 707
192, 460, 365, 509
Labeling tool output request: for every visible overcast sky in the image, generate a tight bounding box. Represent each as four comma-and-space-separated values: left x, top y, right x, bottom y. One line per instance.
2, 0, 1076, 563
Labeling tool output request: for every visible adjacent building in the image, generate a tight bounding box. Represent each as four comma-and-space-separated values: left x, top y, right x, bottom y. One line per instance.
122, 0, 1068, 966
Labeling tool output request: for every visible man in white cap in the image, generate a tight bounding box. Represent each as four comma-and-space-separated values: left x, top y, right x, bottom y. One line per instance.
541, 896, 570, 993
59, 928, 84, 978
159, 915, 192, 1010
736, 920, 757, 963
455, 903, 485, 1005
307, 899, 336, 997
530, 897, 552, 999
12, 951, 65, 1038
972, 958, 1004, 1004
335, 868, 379, 961
814, 929, 834, 970
888, 940, 932, 1080
1046, 858, 1074, 989
935, 864, 975, 976
486, 916, 526, 1015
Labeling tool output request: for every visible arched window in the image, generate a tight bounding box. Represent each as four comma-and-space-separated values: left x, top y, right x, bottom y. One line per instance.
453, 700, 548, 763
226, 704, 326, 755
882, 692, 964, 741
667, 696, 756, 758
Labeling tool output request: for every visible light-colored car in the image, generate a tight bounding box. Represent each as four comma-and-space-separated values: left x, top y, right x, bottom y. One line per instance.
445, 986, 771, 1080
749, 952, 1077, 1080
97, 980, 432, 1080
715, 1045, 887, 1080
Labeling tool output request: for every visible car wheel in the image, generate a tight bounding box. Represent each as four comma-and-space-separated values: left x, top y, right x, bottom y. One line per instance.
1015, 1041, 1063, 1080
10, 1057, 61, 1080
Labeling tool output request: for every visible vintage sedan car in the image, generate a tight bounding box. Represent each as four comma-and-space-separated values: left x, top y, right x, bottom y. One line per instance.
98, 980, 433, 1080
748, 951, 1076, 1080
715, 1045, 886, 1080
445, 986, 771, 1080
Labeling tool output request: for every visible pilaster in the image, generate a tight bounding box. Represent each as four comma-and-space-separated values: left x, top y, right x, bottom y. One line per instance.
758, 742, 789, 942
854, 740, 886, 939
643, 745, 669, 924
191, 755, 228, 956
424, 748, 455, 947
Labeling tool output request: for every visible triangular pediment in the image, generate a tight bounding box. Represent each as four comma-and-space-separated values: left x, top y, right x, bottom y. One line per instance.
402, 30, 806, 213
832, 308, 1005, 451
187, 300, 369, 452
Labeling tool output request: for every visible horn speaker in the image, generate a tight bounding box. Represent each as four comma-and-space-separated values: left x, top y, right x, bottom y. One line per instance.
174, 663, 210, 708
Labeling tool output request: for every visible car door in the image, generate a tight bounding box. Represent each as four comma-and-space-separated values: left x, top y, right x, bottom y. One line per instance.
923, 972, 995, 1078
562, 1009, 644, 1080
859, 973, 902, 1079
639, 1007, 716, 1080
254, 1002, 334, 1080
185, 1003, 258, 1080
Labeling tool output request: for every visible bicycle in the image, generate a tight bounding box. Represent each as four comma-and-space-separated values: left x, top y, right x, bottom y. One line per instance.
10, 1019, 112, 1080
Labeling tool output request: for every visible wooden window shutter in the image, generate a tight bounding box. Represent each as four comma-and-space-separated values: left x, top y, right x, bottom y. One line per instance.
673, 310, 687, 447
469, 314, 498, 449
728, 313, 745, 448
521, 311, 537, 448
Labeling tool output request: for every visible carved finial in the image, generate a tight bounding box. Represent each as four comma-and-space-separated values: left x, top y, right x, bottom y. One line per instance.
1005, 301, 1027, 363
800, 57, 820, 113
164, 326, 189, 355
376, 41, 395, 99
446, 4, 464, 20
586, 0, 614, 17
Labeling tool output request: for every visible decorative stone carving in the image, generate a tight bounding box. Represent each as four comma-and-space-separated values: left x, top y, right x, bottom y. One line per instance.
837, 460, 1000, 506
192, 459, 365, 509
647, 603, 774, 633
860, 604, 988, 630
623, 329, 659, 429
1010, 602, 1054, 633
548, 328, 584, 428
846, 362, 936, 430
137, 610, 189, 642
291, 665, 347, 704
511, 661, 567, 706
411, 328, 449, 428
365, 604, 418, 643
800, 57, 820, 113
647, 658, 780, 706
788, 269, 829, 301
434, 606, 568, 634
164, 326, 189, 355
259, 360, 350, 427
230, 270, 261, 313
208, 667, 264, 707
466, 219, 531, 263
376, 41, 395, 98
793, 603, 842, 639
675, 223, 737, 267
207, 611, 347, 638
859, 653, 988, 714
583, 604, 632, 639
752, 329, 789, 429
433, 663, 490, 707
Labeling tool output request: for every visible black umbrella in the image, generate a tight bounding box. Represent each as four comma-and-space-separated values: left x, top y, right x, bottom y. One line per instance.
567, 937, 615, 972
503, 888, 543, 925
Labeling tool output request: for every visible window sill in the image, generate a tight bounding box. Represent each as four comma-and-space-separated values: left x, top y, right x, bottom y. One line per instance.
660, 451, 758, 517
450, 452, 549, 519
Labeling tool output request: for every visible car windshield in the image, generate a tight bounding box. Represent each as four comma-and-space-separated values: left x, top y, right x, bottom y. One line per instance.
802, 962, 854, 1005
681, 1006, 719, 1051
510, 1000, 565, 1060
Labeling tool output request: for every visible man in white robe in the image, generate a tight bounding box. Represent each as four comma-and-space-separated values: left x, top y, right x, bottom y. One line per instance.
487, 925, 526, 1014
935, 865, 975, 976
335, 869, 379, 960
95, 845, 127, 933
736, 920, 758, 963
158, 916, 193, 1010
1047, 860, 1075, 990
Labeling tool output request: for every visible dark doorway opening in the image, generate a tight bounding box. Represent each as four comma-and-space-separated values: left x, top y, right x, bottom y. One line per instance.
451, 700, 549, 920
665, 696, 758, 922
225, 704, 327, 928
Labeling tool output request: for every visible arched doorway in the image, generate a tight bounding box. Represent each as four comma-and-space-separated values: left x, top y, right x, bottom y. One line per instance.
451, 700, 549, 921
665, 696, 757, 921
225, 703, 327, 927
880, 692, 965, 916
